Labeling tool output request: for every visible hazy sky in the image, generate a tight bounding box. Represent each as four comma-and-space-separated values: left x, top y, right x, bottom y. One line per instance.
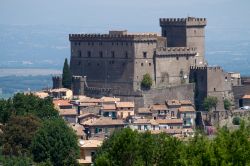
1, 0, 250, 32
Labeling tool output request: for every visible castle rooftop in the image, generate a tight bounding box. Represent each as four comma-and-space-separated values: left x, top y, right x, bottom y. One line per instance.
160, 17, 206, 26
69, 30, 160, 41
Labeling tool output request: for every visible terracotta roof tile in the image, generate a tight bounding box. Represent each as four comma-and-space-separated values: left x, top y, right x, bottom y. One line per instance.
82, 117, 125, 126
53, 99, 72, 106
179, 100, 192, 105
116, 102, 134, 108
59, 109, 77, 116
178, 106, 195, 112
156, 119, 183, 124
137, 108, 152, 114
151, 104, 168, 110
242, 95, 250, 99
166, 100, 181, 106
101, 97, 120, 103
101, 104, 116, 110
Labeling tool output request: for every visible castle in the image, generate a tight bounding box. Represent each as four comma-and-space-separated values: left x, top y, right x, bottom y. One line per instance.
69, 17, 206, 95
53, 17, 245, 115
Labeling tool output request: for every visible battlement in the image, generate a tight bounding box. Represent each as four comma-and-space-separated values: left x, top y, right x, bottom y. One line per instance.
160, 17, 206, 27
190, 66, 222, 71
69, 32, 159, 42
156, 47, 197, 57
52, 76, 62, 80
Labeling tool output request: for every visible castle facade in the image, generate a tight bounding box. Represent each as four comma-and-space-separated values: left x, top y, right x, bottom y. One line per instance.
69, 17, 206, 96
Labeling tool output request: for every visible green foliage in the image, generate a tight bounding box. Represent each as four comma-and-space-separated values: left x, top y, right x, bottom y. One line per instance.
141, 73, 153, 89
224, 99, 232, 110
0, 156, 33, 166
62, 58, 72, 89
203, 96, 218, 111
31, 118, 79, 166
95, 123, 250, 166
232, 116, 241, 125
1, 115, 41, 156
0, 93, 58, 124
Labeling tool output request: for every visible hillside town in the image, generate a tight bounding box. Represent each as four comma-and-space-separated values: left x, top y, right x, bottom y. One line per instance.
26, 16, 250, 165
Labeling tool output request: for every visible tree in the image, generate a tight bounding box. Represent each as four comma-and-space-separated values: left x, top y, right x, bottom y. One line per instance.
95, 128, 142, 166
12, 93, 58, 119
224, 99, 231, 110
141, 73, 153, 90
31, 118, 79, 166
2, 115, 41, 156
0, 99, 13, 124
203, 96, 218, 111
62, 58, 72, 89
232, 117, 241, 125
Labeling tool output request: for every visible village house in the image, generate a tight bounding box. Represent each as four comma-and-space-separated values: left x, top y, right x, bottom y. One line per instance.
70, 123, 86, 140
166, 100, 181, 119
49, 88, 73, 99
178, 106, 196, 128
78, 139, 102, 166
150, 103, 169, 119
100, 104, 117, 119
78, 113, 100, 124
82, 117, 126, 139
136, 107, 152, 119
116, 102, 135, 119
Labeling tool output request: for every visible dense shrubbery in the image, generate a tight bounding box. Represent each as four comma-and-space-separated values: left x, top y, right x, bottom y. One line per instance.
0, 93, 79, 165
95, 123, 250, 166
141, 73, 153, 89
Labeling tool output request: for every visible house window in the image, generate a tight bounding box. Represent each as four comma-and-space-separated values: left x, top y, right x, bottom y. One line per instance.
99, 128, 103, 132
87, 51, 91, 57
149, 63, 151, 66
186, 56, 189, 60
176, 57, 179, 60
99, 51, 103, 58
170, 126, 173, 129
171, 111, 175, 117
141, 63, 143, 66
214, 88, 216, 91
111, 51, 115, 58
143, 52, 147, 58
144, 125, 148, 130
78, 50, 82, 57
138, 125, 141, 130
128, 112, 131, 117
125, 52, 128, 58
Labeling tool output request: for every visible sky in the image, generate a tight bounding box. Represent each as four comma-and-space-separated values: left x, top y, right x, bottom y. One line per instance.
1, 0, 250, 33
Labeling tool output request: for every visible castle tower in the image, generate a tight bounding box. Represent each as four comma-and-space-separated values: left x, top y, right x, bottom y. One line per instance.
72, 76, 85, 96
160, 17, 207, 66
52, 76, 63, 89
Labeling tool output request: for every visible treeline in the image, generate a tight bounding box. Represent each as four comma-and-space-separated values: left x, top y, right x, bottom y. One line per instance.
95, 124, 250, 166
0, 93, 79, 166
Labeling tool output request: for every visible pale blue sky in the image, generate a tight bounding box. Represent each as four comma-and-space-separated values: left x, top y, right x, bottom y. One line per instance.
1, 0, 250, 32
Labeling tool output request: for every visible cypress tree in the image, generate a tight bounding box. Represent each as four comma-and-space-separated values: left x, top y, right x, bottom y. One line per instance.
62, 58, 72, 89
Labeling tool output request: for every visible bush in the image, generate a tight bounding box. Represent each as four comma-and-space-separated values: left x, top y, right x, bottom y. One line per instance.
232, 117, 241, 125
141, 73, 153, 89
203, 96, 218, 111
224, 99, 231, 110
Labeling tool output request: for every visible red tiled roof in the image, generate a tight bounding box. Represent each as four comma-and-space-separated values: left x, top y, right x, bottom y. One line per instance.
53, 99, 72, 106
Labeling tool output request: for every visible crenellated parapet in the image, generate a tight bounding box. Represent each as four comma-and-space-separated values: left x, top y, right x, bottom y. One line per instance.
160, 17, 206, 27
69, 33, 159, 42
52, 76, 62, 89
190, 66, 222, 71
156, 47, 197, 57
